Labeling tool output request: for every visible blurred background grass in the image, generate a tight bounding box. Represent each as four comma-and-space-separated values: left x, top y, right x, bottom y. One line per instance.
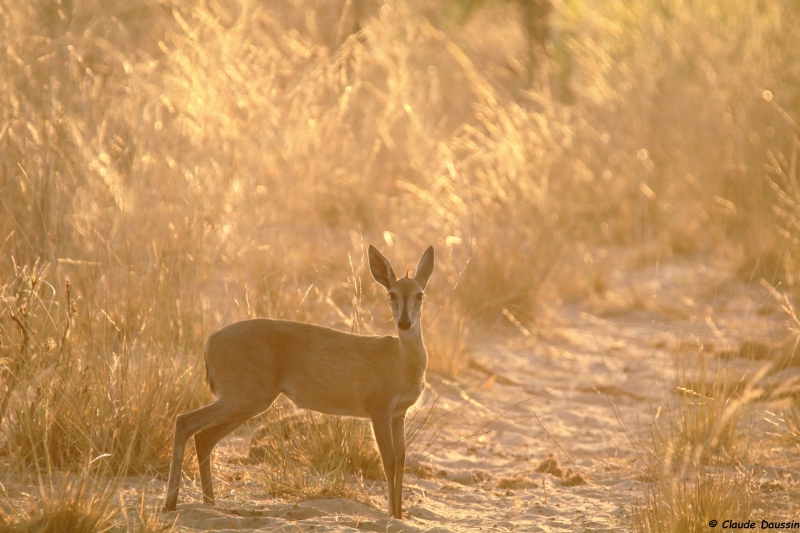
1, 0, 799, 480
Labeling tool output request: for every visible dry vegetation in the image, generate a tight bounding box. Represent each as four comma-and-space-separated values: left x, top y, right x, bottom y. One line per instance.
2, 0, 800, 530
248, 403, 383, 501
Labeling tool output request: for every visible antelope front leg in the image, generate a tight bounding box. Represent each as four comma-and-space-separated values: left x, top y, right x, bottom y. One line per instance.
370, 411, 397, 518
391, 412, 406, 520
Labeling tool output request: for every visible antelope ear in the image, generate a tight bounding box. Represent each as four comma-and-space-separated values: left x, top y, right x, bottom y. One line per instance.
368, 245, 397, 290
413, 246, 435, 289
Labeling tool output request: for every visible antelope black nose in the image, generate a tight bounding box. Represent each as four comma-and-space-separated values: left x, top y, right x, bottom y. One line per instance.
398, 320, 411, 330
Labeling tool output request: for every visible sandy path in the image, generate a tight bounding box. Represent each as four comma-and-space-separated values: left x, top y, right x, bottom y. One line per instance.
147, 259, 796, 532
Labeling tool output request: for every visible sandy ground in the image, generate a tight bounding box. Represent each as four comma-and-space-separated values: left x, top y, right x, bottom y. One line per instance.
137, 257, 800, 532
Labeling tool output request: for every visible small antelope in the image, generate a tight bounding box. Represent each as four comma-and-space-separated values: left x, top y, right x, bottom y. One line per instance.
164, 245, 434, 520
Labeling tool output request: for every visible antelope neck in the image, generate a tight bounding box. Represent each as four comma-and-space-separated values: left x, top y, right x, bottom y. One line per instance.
397, 326, 428, 373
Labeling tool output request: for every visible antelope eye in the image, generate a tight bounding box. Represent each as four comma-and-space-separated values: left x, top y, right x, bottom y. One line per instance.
416, 293, 425, 301
388, 293, 398, 301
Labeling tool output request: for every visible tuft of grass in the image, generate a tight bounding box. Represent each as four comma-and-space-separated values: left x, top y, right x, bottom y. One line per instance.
248, 404, 382, 502
244, 386, 441, 504
633, 399, 760, 532
0, 473, 173, 533
633, 342, 770, 532
661, 349, 765, 464
0, 474, 119, 533
632, 455, 758, 533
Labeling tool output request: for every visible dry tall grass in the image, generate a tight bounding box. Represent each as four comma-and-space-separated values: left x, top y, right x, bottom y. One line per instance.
248, 406, 382, 502
632, 350, 767, 532
2, 0, 800, 520
0, 477, 119, 533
